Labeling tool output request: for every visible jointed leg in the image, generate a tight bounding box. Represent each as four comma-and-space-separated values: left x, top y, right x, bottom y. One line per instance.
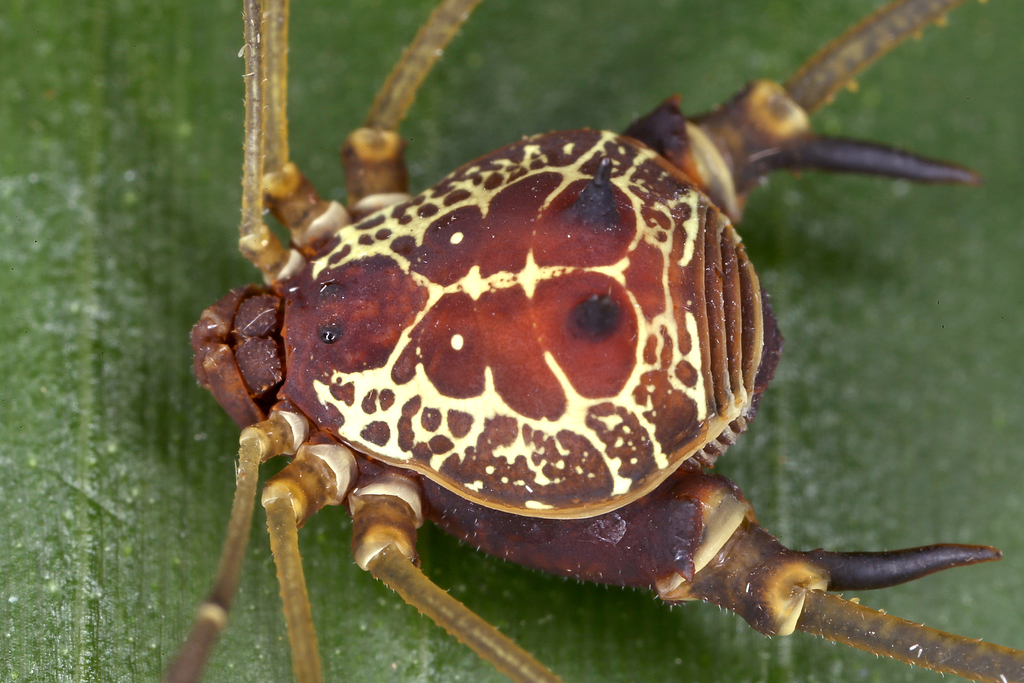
785, 0, 974, 114
245, 0, 484, 261
239, 0, 290, 280
670, 516, 1024, 683
163, 411, 304, 683
342, 0, 482, 213
255, 448, 561, 683
261, 0, 289, 180
260, 442, 358, 683
238, 0, 341, 276
349, 477, 566, 683
640, 0, 983, 221
248, 0, 349, 255
265, 496, 321, 683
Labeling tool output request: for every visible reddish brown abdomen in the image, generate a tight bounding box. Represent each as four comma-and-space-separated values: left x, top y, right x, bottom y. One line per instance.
280, 129, 768, 518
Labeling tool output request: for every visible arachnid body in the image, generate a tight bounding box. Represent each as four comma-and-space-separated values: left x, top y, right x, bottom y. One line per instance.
2, 2, 1022, 683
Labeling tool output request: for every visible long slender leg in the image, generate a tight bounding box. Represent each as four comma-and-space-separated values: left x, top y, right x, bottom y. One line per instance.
261, 0, 289, 179
659, 0, 981, 220
785, 0, 973, 114
252, 0, 350, 254
363, 0, 483, 132
264, 496, 322, 683
261, 0, 483, 240
163, 411, 301, 683
238, 0, 289, 280
666, 519, 1024, 682
260, 442, 358, 683
349, 481, 566, 683
342, 0, 482, 213
799, 591, 1024, 683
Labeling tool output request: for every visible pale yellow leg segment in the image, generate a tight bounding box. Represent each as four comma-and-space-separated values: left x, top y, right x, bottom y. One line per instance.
343, 0, 483, 211
241, 0, 346, 261
240, 0, 289, 281
364, 0, 483, 131
261, 0, 289, 178
670, 518, 1024, 682
798, 591, 1024, 683
260, 443, 356, 683
352, 492, 566, 683
690, 0, 981, 222
341, 128, 410, 211
264, 494, 323, 683
785, 0, 973, 113
369, 545, 567, 683
163, 413, 299, 683
258, 0, 327, 237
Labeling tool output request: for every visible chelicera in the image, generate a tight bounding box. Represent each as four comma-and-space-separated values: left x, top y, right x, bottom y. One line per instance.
165, 1, 1024, 682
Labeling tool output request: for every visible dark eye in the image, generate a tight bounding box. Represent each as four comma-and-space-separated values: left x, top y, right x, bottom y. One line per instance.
318, 324, 343, 344
571, 293, 620, 340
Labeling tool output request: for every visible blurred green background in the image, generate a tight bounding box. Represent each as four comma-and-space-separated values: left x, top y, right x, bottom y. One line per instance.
1, 0, 1022, 681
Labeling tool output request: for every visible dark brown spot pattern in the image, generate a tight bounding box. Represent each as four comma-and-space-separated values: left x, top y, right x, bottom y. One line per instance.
278, 129, 763, 517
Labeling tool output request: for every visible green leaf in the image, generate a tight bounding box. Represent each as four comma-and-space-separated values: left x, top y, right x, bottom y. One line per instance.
2, 1, 1022, 682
